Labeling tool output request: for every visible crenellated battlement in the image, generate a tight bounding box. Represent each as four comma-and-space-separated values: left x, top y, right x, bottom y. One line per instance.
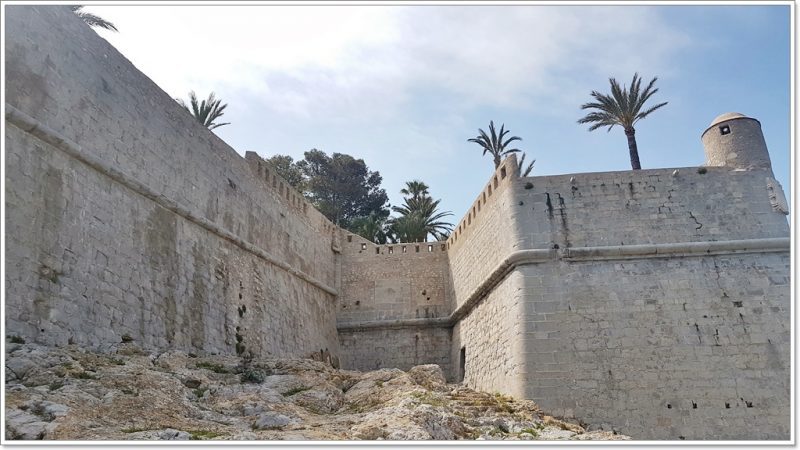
448, 154, 519, 249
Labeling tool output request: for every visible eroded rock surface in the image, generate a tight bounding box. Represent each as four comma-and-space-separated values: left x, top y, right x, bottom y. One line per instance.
4, 342, 630, 441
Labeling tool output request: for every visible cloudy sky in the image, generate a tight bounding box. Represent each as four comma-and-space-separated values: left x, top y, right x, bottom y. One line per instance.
86, 3, 792, 223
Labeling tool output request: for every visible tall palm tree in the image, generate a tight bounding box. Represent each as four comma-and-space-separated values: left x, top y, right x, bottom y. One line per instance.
177, 91, 231, 130
468, 121, 522, 169
577, 73, 668, 170
389, 182, 453, 242
71, 6, 118, 32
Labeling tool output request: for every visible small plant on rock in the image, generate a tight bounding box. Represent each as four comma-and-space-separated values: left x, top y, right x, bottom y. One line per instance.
240, 369, 267, 384
189, 429, 224, 440
196, 362, 229, 374
282, 386, 311, 397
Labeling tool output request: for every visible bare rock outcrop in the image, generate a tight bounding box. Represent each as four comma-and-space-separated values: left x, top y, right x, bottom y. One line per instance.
4, 341, 631, 441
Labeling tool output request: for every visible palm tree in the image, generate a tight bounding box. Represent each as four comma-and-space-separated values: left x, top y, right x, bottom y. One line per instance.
577, 73, 668, 170
518, 153, 535, 177
468, 121, 522, 169
71, 6, 118, 32
177, 91, 231, 130
400, 180, 430, 202
351, 211, 389, 244
389, 182, 453, 242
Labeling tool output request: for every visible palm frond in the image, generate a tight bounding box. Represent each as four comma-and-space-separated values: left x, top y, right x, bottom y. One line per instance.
71, 5, 118, 32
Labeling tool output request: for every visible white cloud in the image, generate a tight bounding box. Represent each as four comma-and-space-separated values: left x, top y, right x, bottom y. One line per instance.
90, 5, 690, 123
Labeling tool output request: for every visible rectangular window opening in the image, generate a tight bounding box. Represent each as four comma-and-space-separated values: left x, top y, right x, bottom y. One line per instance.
427, 245, 433, 252
375, 247, 380, 255
402, 245, 407, 253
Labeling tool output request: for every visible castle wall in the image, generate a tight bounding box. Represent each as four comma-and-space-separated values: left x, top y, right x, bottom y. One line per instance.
337, 235, 452, 323
335, 234, 453, 375
517, 253, 790, 440
5, 6, 340, 359
338, 327, 453, 376
446, 158, 522, 309
450, 271, 526, 397
513, 167, 788, 249
506, 168, 791, 439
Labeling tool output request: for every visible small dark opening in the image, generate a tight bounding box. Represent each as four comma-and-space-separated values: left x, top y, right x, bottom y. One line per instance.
719, 125, 731, 135
458, 347, 466, 382
347, 235, 353, 242
360, 243, 366, 250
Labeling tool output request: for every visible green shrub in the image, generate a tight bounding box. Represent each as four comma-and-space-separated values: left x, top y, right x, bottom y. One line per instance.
282, 386, 311, 397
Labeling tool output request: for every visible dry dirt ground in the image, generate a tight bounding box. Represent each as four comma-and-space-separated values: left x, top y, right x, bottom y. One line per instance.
4, 340, 630, 441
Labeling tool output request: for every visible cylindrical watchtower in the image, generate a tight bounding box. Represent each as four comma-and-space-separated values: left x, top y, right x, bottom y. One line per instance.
701, 112, 772, 171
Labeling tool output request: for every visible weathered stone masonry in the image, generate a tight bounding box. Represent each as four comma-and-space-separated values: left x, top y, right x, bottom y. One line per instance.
5, 6, 791, 440
5, 6, 341, 360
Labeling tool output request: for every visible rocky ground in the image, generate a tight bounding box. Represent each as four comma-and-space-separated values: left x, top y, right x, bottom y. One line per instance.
5, 340, 630, 441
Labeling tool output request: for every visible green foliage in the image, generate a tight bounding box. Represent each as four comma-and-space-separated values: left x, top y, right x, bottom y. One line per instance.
493, 393, 514, 413
259, 150, 390, 234
193, 387, 209, 398
189, 430, 225, 440
121, 427, 150, 434
374, 380, 383, 387
409, 390, 447, 407
388, 181, 452, 242
350, 211, 390, 244
48, 381, 64, 391
577, 73, 667, 170
74, 371, 97, 380
8, 335, 25, 344
240, 369, 267, 384
517, 153, 535, 177
121, 334, 133, 343
71, 6, 118, 32
282, 386, 311, 397
297, 149, 390, 229
265, 155, 305, 190
177, 91, 230, 130
468, 121, 523, 169
195, 362, 229, 374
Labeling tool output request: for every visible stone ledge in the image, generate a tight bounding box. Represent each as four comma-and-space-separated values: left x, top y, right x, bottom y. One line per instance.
562, 237, 789, 261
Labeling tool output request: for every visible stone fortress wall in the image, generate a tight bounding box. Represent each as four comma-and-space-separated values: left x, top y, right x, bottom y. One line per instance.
4, 6, 791, 440
5, 6, 341, 361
